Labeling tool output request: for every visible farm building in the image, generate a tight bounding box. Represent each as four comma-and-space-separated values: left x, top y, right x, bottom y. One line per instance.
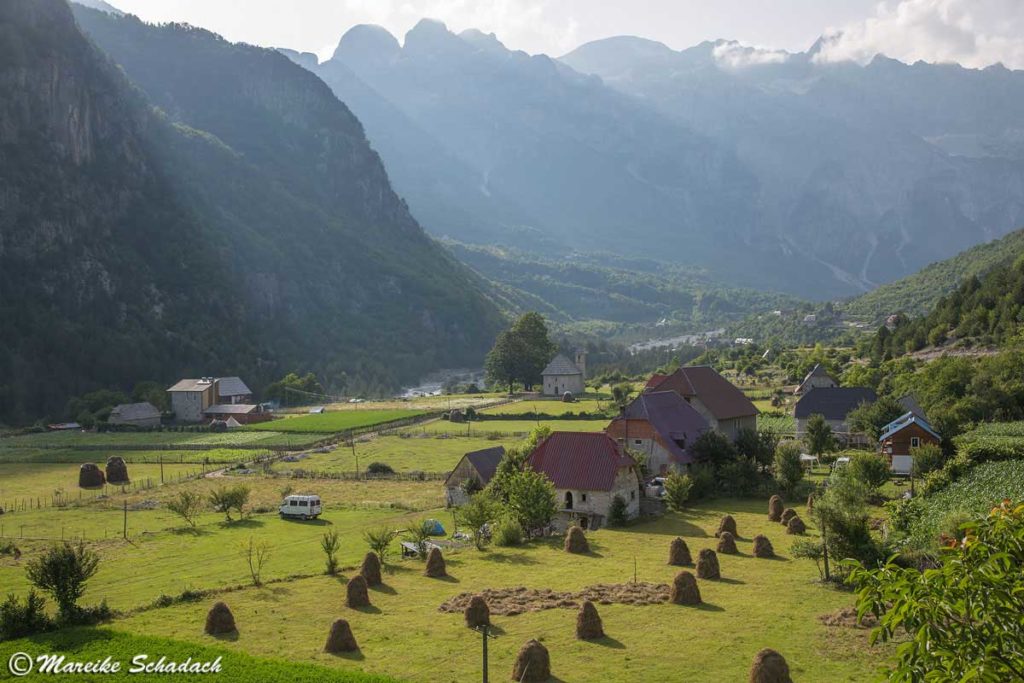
167, 376, 255, 423
444, 446, 505, 506
644, 366, 757, 440
794, 387, 876, 445
541, 352, 586, 397
215, 376, 253, 404
879, 412, 941, 473
605, 391, 709, 475
203, 403, 271, 425
527, 432, 641, 530
794, 364, 837, 395
108, 402, 161, 429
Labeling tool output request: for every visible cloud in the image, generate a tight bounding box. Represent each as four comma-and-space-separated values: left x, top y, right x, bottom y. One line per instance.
814, 0, 1024, 69
712, 40, 790, 69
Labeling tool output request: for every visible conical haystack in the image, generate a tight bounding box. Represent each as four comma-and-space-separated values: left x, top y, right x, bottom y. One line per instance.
670, 571, 702, 605
749, 648, 793, 683
425, 547, 447, 578
780, 508, 797, 526
324, 619, 358, 653
105, 456, 129, 485
511, 639, 551, 682
696, 548, 721, 580
78, 463, 105, 489
465, 595, 490, 628
717, 531, 738, 554
668, 537, 692, 566
360, 551, 382, 587
786, 516, 806, 535
575, 600, 604, 640
564, 526, 589, 554
768, 495, 784, 522
752, 534, 775, 558
716, 514, 738, 538
346, 574, 370, 608
204, 601, 236, 635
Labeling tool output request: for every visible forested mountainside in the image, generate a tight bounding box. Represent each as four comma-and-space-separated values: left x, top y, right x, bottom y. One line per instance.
0, 1, 503, 424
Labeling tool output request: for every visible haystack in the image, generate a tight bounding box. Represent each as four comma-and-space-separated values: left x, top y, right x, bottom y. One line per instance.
449, 409, 465, 424
768, 495, 784, 522
346, 575, 370, 608
464, 595, 490, 628
716, 514, 738, 538
575, 600, 604, 640
360, 552, 382, 587
425, 547, 447, 578
670, 571, 702, 605
78, 463, 105, 489
716, 531, 738, 554
105, 456, 129, 485
749, 648, 793, 683
511, 639, 551, 682
786, 516, 806, 535
752, 534, 775, 558
780, 508, 797, 526
204, 601, 236, 635
564, 526, 589, 554
668, 537, 692, 566
324, 619, 358, 653
696, 548, 721, 580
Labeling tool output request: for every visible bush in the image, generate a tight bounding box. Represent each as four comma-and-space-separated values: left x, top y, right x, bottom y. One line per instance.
209, 484, 250, 522
366, 462, 395, 475
848, 453, 891, 491
686, 463, 717, 501
663, 472, 693, 512
773, 441, 804, 492
0, 590, 53, 639
911, 443, 945, 477
608, 495, 628, 526
716, 456, 761, 496
25, 542, 100, 621
493, 517, 523, 547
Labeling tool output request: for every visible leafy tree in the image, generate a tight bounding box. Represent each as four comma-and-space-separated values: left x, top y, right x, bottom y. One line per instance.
773, 441, 804, 492
848, 453, 891, 491
849, 501, 1024, 681
25, 542, 100, 620
736, 427, 779, 471
263, 372, 324, 405
363, 527, 398, 566
504, 469, 558, 537
662, 472, 693, 512
456, 494, 499, 550
404, 519, 434, 560
692, 430, 737, 466
209, 484, 250, 522
485, 446, 528, 504
321, 530, 341, 575
165, 491, 203, 528
910, 443, 945, 477
811, 468, 885, 574
484, 328, 528, 394
484, 313, 557, 393
804, 414, 836, 456
611, 382, 634, 410
132, 381, 168, 412
847, 395, 906, 441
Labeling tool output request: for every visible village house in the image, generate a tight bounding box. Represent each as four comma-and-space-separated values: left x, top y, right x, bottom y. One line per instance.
108, 402, 162, 429
527, 432, 641, 530
794, 364, 837, 395
214, 376, 253, 404
794, 387, 876, 445
444, 446, 505, 507
879, 412, 941, 474
203, 403, 271, 424
644, 366, 758, 441
605, 391, 709, 475
541, 351, 586, 397
166, 376, 258, 423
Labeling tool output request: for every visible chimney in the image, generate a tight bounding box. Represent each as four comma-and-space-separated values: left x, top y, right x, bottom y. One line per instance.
575, 350, 587, 379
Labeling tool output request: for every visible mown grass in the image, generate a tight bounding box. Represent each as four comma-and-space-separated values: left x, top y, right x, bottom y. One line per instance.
405, 418, 608, 437
0, 628, 397, 682
0, 463, 202, 506
0, 448, 260, 465
0, 430, 323, 449
478, 399, 611, 416
247, 410, 427, 434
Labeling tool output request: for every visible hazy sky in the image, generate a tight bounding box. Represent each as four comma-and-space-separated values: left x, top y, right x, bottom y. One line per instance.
107, 0, 1024, 69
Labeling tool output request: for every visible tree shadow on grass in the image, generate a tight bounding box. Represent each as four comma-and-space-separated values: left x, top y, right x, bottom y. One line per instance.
223, 518, 264, 529
480, 552, 539, 566
170, 527, 212, 537
281, 517, 333, 527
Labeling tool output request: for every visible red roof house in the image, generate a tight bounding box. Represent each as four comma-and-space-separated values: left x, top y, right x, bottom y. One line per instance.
644, 366, 757, 440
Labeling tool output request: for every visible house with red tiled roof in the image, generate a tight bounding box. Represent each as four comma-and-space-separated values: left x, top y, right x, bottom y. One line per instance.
605, 391, 709, 475
527, 432, 641, 530
645, 366, 758, 440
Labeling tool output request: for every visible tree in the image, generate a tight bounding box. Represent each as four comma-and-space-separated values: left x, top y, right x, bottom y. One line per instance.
457, 494, 499, 550
263, 372, 324, 406
485, 446, 528, 504
847, 395, 906, 441
166, 491, 203, 528
25, 542, 100, 620
404, 519, 434, 560
736, 427, 779, 471
910, 443, 945, 477
692, 431, 737, 466
804, 414, 836, 456
811, 468, 884, 574
209, 484, 250, 522
773, 441, 804, 492
484, 329, 527, 394
484, 312, 557, 393
848, 453, 891, 491
663, 472, 693, 512
321, 530, 341, 575
504, 469, 558, 537
609, 495, 628, 526
240, 537, 272, 586
611, 382, 634, 410
849, 501, 1024, 681
363, 527, 398, 566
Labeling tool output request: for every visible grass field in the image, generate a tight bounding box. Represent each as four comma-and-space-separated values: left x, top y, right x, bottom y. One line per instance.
247, 410, 427, 434
0, 448, 262, 465
406, 418, 608, 437
0, 462, 203, 506
0, 430, 325, 449
479, 399, 611, 416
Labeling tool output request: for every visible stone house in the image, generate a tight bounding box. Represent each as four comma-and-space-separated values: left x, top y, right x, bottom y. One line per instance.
444, 446, 505, 507
527, 432, 641, 530
605, 391, 709, 475
167, 376, 256, 423
108, 402, 161, 429
541, 352, 586, 397
644, 366, 758, 441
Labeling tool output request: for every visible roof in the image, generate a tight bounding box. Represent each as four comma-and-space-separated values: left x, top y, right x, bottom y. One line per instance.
898, 394, 926, 419
612, 391, 709, 465
216, 376, 252, 397
527, 432, 637, 491
794, 387, 876, 420
167, 378, 216, 392
109, 402, 161, 421
445, 446, 506, 487
645, 366, 758, 420
644, 373, 668, 390
541, 354, 581, 377
796, 364, 836, 393
879, 412, 941, 442
204, 404, 260, 415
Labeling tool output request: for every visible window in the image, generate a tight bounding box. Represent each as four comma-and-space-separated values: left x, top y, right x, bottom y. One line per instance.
581, 493, 587, 503
630, 491, 636, 500
299, 500, 308, 506
633, 439, 643, 446
289, 500, 298, 506
911, 437, 920, 448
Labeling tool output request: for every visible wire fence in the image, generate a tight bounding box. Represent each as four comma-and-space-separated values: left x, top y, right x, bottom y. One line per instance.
0, 468, 206, 514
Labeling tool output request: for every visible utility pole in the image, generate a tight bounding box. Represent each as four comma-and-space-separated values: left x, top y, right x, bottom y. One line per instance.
822, 519, 830, 581
349, 431, 358, 480
473, 624, 497, 683
122, 500, 128, 539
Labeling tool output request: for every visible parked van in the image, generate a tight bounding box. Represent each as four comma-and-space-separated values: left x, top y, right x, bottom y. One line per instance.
279, 494, 322, 519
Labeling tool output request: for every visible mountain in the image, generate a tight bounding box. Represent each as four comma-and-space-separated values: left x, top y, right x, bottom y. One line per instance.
562, 37, 1024, 296
0, 0, 502, 423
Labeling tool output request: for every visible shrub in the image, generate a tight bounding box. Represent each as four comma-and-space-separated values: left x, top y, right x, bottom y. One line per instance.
366, 462, 394, 475
0, 590, 53, 639
686, 463, 716, 500
456, 493, 498, 550
791, 539, 826, 579
209, 484, 250, 522
773, 441, 804, 492
911, 443, 945, 477
663, 472, 692, 512
363, 527, 398, 566
716, 456, 761, 496
504, 469, 557, 537
165, 491, 203, 528
493, 517, 523, 547
608, 495, 628, 526
404, 519, 434, 560
804, 414, 836, 456
692, 431, 737, 465
321, 530, 341, 575
848, 453, 891, 491
25, 542, 100, 621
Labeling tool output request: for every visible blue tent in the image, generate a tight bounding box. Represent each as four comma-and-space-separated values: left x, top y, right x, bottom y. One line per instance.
425, 519, 446, 536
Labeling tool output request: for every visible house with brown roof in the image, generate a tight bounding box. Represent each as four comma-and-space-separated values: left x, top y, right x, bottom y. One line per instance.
605, 391, 709, 475
167, 376, 257, 423
444, 446, 505, 507
527, 432, 641, 530
644, 366, 758, 441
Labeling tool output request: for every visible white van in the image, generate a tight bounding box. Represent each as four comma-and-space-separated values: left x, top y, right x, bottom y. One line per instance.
279, 494, 322, 519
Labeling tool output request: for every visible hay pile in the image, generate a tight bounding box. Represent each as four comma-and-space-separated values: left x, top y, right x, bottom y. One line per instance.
670, 571, 702, 606
716, 531, 738, 554
425, 547, 447, 578
346, 575, 371, 608
324, 619, 358, 653
105, 457, 129, 485
819, 606, 878, 629
752, 535, 774, 558
780, 508, 797, 526
786, 516, 806, 535
668, 537, 692, 566
512, 639, 551, 682
204, 602, 236, 635
748, 648, 793, 683
768, 495, 784, 522
439, 583, 670, 617
575, 600, 604, 640
696, 548, 721, 580
716, 514, 738, 538
360, 552, 382, 587
464, 595, 490, 628
78, 463, 105, 489
564, 526, 589, 554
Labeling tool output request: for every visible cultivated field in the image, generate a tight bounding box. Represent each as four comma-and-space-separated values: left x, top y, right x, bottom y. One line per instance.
406, 419, 609, 437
